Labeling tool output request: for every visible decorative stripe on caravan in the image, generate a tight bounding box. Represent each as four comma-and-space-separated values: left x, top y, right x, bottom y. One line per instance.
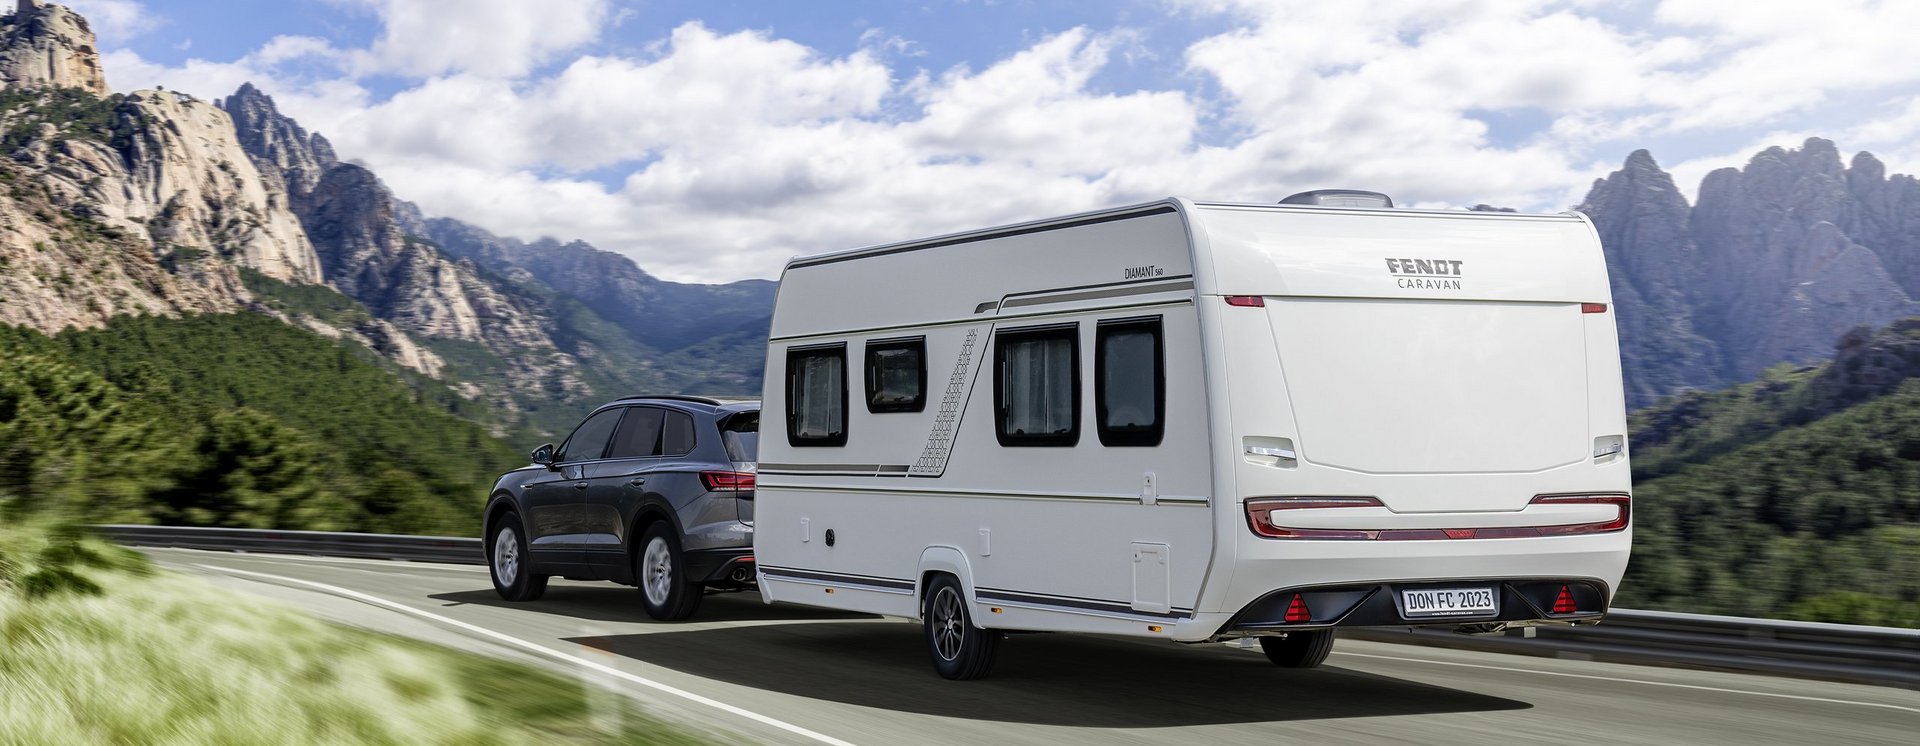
912, 327, 981, 476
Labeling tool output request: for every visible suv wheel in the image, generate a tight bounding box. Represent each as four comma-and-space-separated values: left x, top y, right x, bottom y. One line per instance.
636, 522, 702, 621
489, 513, 548, 601
924, 574, 999, 680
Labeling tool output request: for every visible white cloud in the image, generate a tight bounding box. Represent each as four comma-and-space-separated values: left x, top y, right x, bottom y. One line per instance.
81, 0, 1920, 282
64, 0, 155, 42
337, 0, 612, 78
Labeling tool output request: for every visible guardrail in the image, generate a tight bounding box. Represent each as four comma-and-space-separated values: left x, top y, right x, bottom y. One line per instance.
98, 524, 1918, 689
96, 524, 483, 565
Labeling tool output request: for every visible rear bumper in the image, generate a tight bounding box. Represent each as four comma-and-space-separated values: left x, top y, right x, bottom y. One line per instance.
1219, 577, 1608, 636
685, 548, 755, 583
1193, 531, 1629, 641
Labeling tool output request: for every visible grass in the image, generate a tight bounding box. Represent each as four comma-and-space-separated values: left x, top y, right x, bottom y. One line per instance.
0, 523, 717, 745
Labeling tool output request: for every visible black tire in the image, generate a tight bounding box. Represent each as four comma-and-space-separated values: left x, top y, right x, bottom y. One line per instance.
488, 512, 548, 602
635, 522, 703, 621
1259, 630, 1335, 668
923, 575, 1000, 680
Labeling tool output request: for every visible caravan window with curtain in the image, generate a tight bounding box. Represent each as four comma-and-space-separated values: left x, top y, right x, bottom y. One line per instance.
786, 344, 848, 446
1096, 316, 1164, 446
994, 324, 1080, 447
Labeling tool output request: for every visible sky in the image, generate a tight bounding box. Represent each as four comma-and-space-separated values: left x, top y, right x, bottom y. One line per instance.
56, 0, 1920, 283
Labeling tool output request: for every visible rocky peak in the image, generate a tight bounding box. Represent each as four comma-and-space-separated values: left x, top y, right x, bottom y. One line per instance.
0, 1, 108, 96
219, 82, 337, 202
1578, 149, 1722, 405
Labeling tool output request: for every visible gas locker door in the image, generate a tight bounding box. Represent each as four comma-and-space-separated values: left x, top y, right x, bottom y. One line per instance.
1132, 542, 1171, 614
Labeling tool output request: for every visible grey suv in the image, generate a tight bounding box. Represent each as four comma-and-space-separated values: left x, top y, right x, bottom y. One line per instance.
482, 395, 759, 620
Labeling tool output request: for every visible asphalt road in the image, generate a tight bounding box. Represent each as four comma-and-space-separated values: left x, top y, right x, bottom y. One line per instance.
144, 548, 1918, 745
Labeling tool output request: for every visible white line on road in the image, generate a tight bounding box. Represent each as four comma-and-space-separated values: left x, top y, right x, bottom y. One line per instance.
197, 564, 860, 746
1333, 650, 1919, 714
149, 547, 489, 572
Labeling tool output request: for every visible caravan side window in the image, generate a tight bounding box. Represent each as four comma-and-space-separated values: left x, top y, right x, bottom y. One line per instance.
865, 337, 926, 413
1096, 316, 1164, 447
786, 344, 848, 446
995, 324, 1079, 447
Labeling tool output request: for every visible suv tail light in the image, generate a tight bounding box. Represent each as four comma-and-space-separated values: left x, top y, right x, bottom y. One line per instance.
1245, 493, 1630, 539
701, 471, 756, 492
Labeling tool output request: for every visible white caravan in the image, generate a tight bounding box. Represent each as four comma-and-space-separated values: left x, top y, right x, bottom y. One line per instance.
753, 192, 1632, 679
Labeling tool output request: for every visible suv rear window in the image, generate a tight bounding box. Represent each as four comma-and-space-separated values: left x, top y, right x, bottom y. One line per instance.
720, 411, 759, 462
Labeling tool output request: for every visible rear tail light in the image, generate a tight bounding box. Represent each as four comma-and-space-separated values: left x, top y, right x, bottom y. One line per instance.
1581, 302, 1609, 314
1527, 493, 1631, 534
1245, 497, 1384, 539
1224, 295, 1266, 307
1553, 585, 1578, 614
701, 471, 756, 492
1246, 494, 1629, 539
1284, 593, 1312, 623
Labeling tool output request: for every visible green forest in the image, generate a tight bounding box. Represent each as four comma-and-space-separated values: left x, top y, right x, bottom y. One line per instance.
0, 313, 521, 536
1620, 320, 1920, 625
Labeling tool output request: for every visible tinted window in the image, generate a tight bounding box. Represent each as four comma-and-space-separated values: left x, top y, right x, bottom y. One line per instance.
556, 407, 623, 462
720, 411, 759, 462
606, 407, 663, 459
787, 345, 848, 446
995, 324, 1079, 447
662, 410, 696, 456
865, 337, 926, 413
1096, 317, 1164, 447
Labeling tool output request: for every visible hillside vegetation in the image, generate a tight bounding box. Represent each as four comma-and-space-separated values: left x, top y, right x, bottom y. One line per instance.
0, 313, 522, 535
0, 521, 709, 744
1622, 319, 1920, 625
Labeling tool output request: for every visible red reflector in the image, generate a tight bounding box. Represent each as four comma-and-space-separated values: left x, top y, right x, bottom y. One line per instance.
1284, 593, 1312, 623
1553, 585, 1578, 614
1225, 295, 1265, 307
1581, 303, 1608, 314
700, 471, 756, 492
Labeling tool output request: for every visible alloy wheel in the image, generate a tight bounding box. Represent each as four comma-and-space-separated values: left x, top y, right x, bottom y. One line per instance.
642, 536, 674, 606
932, 586, 964, 661
493, 527, 520, 585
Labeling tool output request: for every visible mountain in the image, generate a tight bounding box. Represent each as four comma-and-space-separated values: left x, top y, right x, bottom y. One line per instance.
0, 3, 775, 440
1621, 317, 1920, 625
1582, 139, 1920, 407
1, 1, 106, 96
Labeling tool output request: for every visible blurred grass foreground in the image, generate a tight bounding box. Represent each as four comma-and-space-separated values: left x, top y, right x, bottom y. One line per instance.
0, 523, 712, 745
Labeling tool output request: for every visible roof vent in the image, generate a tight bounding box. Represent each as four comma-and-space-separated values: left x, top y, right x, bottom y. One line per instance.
1279, 189, 1394, 208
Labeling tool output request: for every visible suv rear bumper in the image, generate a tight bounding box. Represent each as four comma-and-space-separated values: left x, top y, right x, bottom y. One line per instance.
685, 548, 755, 583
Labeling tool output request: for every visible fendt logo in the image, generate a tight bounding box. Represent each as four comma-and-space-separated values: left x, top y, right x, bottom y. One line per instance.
1384, 257, 1465, 290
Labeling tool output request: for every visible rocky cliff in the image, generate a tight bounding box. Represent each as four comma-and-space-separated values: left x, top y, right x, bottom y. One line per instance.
0, 3, 323, 334
0, 2, 108, 96
1581, 138, 1920, 407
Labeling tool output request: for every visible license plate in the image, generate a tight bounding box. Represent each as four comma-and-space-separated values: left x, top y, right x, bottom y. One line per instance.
1400, 587, 1497, 618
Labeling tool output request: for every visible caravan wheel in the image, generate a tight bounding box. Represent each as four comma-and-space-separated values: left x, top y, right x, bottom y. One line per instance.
1259, 630, 1335, 668
923, 575, 1000, 680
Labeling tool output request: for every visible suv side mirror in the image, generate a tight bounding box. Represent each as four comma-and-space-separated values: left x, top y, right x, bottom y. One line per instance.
530, 443, 557, 468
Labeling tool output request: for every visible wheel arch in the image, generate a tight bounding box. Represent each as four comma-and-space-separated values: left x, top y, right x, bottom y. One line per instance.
482, 492, 518, 542
625, 502, 684, 563
916, 545, 977, 624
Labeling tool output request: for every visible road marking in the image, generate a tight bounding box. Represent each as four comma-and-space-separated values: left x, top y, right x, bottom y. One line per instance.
198, 564, 860, 746
149, 547, 490, 573
1333, 650, 1920, 714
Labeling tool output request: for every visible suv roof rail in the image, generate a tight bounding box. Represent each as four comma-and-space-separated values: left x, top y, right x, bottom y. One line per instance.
617, 394, 725, 406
